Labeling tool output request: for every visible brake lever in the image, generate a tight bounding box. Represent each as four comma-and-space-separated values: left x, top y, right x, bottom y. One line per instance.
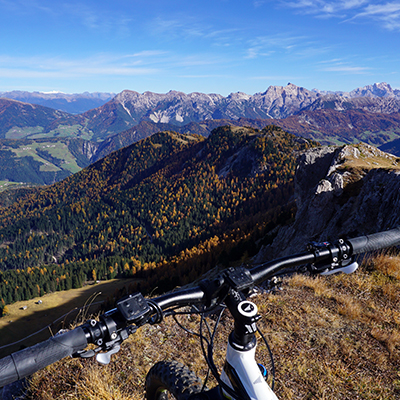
320, 261, 358, 275
307, 256, 358, 276
96, 344, 121, 365
75, 342, 121, 364
74, 325, 135, 364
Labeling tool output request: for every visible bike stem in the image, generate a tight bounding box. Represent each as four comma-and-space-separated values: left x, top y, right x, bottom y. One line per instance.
225, 289, 260, 351
220, 290, 278, 400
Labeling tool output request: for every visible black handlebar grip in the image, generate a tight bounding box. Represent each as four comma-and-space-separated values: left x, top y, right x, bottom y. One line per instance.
0, 327, 87, 388
347, 227, 400, 255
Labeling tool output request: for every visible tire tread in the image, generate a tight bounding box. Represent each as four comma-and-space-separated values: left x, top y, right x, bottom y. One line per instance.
145, 360, 203, 400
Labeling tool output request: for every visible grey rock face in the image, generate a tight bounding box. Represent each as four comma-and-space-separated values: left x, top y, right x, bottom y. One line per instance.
102, 84, 322, 128
349, 82, 398, 98
257, 143, 400, 260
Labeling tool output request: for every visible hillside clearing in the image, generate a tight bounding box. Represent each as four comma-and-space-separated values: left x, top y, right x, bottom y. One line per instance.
0, 278, 138, 358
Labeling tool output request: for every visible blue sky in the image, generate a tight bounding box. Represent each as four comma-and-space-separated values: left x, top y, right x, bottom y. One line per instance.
0, 0, 399, 95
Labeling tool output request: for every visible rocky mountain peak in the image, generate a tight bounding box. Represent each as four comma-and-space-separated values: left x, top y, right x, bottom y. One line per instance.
349, 82, 396, 98
115, 90, 140, 100
251, 83, 321, 119
227, 92, 251, 101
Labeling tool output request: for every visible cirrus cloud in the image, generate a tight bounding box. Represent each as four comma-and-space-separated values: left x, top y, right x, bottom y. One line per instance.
353, 2, 400, 30
282, 0, 400, 30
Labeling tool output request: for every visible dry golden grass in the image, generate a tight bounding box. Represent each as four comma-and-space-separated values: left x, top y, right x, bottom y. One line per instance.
26, 254, 400, 399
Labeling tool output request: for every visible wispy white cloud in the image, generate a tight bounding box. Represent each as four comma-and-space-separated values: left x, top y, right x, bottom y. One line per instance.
316, 56, 373, 74
283, 0, 368, 16
179, 74, 230, 79
253, 0, 270, 7
245, 34, 303, 58
282, 0, 400, 30
352, 2, 400, 30
0, 0, 134, 38
175, 53, 230, 68
0, 54, 160, 80
149, 15, 242, 48
130, 51, 169, 58
245, 34, 330, 59
318, 58, 347, 64
0, 0, 56, 15
319, 60, 371, 73
61, 3, 133, 37
151, 16, 205, 39
322, 66, 370, 72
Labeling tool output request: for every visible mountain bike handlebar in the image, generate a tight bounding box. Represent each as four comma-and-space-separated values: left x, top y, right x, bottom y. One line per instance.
1, 227, 400, 388
0, 328, 87, 388
347, 229, 400, 255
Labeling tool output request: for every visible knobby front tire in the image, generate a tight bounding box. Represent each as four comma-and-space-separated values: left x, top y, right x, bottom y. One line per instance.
145, 360, 204, 400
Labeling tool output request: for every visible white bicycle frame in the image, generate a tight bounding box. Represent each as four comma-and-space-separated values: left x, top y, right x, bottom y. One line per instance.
220, 342, 278, 400
219, 300, 279, 400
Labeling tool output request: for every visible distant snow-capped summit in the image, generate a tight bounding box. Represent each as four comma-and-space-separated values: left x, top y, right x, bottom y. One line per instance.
349, 82, 397, 98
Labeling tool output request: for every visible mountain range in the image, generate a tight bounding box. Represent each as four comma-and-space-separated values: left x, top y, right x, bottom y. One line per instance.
0, 91, 115, 114
1, 82, 400, 186
2, 82, 400, 139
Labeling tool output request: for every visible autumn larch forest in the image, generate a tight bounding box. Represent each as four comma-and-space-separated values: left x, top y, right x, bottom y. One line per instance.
0, 125, 317, 313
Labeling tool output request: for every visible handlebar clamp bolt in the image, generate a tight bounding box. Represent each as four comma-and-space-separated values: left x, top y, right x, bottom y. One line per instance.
333, 257, 338, 263
97, 339, 103, 346
111, 332, 118, 340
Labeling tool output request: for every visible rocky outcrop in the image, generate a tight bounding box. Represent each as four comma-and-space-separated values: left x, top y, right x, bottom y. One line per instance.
82, 140, 98, 161
257, 143, 400, 259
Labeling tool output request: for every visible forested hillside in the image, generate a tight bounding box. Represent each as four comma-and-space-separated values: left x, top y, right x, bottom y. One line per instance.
0, 126, 316, 311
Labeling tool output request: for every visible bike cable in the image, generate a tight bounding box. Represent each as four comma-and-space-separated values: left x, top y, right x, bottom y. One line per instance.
257, 326, 275, 391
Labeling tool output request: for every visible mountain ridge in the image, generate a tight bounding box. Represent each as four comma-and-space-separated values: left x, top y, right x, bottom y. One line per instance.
91, 109, 400, 162
0, 91, 115, 114
79, 82, 400, 136
1, 107, 400, 187
0, 82, 399, 144
0, 125, 315, 302
1, 82, 400, 186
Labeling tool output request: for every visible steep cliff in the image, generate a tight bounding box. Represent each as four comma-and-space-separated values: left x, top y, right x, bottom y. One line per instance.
258, 143, 400, 259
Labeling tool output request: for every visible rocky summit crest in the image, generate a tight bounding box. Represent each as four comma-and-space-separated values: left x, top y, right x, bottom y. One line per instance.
256, 143, 400, 260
